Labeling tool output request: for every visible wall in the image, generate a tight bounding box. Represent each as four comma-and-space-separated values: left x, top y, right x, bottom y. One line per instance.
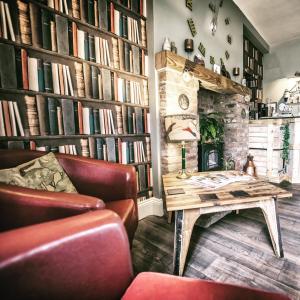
263, 38, 300, 102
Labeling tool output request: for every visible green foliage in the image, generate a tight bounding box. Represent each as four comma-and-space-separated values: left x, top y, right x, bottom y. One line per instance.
199, 112, 224, 144
282, 124, 290, 163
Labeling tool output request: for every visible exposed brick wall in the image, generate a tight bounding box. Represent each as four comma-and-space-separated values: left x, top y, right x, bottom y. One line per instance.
198, 89, 250, 171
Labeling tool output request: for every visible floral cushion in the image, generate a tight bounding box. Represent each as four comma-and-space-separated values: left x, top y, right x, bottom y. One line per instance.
0, 152, 77, 193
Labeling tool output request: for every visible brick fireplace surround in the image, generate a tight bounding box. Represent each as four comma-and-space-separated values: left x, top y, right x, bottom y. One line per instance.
156, 51, 250, 175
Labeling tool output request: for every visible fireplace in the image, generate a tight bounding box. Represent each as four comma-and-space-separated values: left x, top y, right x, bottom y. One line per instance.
198, 143, 224, 171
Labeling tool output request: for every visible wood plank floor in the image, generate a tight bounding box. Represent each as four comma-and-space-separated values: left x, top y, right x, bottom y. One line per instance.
132, 184, 300, 300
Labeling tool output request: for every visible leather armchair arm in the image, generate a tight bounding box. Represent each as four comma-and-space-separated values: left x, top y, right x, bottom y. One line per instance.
0, 210, 134, 300
57, 155, 137, 204
0, 183, 105, 232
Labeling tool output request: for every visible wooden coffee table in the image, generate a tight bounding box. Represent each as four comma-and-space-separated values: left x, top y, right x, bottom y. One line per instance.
162, 171, 292, 276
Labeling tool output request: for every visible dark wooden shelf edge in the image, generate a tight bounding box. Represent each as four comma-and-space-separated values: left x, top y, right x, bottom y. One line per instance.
0, 133, 150, 141
0, 38, 148, 81
29, 0, 147, 51
0, 88, 150, 109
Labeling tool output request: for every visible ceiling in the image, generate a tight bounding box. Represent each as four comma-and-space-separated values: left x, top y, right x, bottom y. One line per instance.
233, 0, 300, 47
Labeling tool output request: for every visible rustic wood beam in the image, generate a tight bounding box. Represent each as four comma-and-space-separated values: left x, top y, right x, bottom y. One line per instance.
155, 51, 251, 96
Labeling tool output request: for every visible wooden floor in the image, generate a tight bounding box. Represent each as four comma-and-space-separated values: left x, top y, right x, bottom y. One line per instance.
132, 184, 300, 300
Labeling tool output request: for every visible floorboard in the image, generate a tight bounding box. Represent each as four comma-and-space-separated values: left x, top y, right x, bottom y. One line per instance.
132, 184, 300, 300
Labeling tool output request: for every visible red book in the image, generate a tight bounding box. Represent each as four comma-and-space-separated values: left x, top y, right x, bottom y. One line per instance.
21, 49, 29, 90
72, 22, 78, 57
140, 0, 143, 15
117, 138, 122, 163
110, 3, 114, 33
2, 100, 12, 137
78, 102, 83, 134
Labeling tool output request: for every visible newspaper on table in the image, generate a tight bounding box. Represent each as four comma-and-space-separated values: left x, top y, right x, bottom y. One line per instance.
188, 173, 254, 189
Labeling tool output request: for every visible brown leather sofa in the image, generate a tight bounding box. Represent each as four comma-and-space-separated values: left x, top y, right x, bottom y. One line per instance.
0, 208, 290, 300
0, 149, 138, 243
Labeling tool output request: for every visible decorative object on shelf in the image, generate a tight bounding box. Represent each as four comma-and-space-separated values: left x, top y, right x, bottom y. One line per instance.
210, 55, 215, 65
184, 38, 194, 60
223, 154, 235, 171
187, 18, 197, 37
241, 108, 247, 119
194, 53, 205, 67
162, 37, 171, 51
241, 77, 247, 86
243, 154, 257, 177
220, 58, 231, 79
171, 41, 177, 54
165, 114, 200, 179
227, 34, 232, 44
225, 17, 230, 25
198, 42, 206, 57
213, 64, 221, 74
244, 95, 251, 102
199, 112, 224, 145
232, 67, 240, 77
225, 50, 230, 60
186, 0, 193, 11
209, 0, 223, 35
178, 94, 190, 110
281, 124, 290, 172
279, 79, 300, 112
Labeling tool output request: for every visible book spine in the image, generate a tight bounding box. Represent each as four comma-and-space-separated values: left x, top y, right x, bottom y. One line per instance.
43, 62, 53, 93
88, 34, 96, 62
37, 59, 45, 92
21, 49, 29, 89
48, 97, 59, 135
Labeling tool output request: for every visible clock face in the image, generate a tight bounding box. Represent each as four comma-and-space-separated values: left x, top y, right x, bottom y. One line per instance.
178, 94, 190, 110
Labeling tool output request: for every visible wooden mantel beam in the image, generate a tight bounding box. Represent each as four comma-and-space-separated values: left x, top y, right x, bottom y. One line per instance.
155, 51, 251, 96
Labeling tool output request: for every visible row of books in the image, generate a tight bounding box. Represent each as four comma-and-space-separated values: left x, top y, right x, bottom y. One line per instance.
110, 3, 146, 46
23, 95, 150, 136
246, 79, 262, 89
0, 100, 24, 137
0, 1, 15, 41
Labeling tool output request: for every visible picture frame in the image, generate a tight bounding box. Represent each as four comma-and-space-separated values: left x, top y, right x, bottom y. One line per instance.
213, 64, 221, 74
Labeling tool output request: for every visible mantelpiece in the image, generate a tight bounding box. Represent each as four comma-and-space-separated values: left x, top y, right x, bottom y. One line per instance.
155, 51, 251, 96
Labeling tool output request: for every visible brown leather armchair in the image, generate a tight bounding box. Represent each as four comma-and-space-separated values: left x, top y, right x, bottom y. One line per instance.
0, 207, 290, 300
0, 149, 138, 243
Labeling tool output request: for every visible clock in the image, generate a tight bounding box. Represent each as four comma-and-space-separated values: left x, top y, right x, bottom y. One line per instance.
178, 94, 190, 110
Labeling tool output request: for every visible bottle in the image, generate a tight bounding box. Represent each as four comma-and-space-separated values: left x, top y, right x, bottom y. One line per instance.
243, 154, 257, 177
162, 37, 171, 51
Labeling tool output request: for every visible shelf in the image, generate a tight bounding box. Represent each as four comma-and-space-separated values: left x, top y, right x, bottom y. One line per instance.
0, 38, 148, 81
29, 0, 147, 51
0, 133, 150, 141
110, 0, 147, 21
0, 88, 150, 109
156, 51, 250, 96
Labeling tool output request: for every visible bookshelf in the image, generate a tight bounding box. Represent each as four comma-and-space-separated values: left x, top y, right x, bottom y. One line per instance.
243, 36, 264, 119
0, 0, 152, 199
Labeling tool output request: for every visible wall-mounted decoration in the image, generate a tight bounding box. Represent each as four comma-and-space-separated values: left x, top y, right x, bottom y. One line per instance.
187, 18, 197, 37
194, 54, 205, 67
184, 38, 194, 53
227, 34, 232, 44
232, 67, 240, 77
198, 42, 206, 57
162, 37, 171, 51
210, 56, 215, 65
213, 64, 221, 74
186, 0, 193, 11
209, 0, 223, 35
225, 50, 230, 60
225, 17, 230, 25
178, 94, 190, 110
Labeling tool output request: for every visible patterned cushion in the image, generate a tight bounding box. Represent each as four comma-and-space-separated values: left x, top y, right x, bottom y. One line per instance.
0, 152, 77, 193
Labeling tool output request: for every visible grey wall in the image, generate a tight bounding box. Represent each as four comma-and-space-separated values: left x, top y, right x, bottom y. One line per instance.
263, 38, 300, 102
153, 0, 267, 84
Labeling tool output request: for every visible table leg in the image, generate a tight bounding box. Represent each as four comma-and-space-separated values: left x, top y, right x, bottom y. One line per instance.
260, 197, 284, 258
173, 209, 200, 276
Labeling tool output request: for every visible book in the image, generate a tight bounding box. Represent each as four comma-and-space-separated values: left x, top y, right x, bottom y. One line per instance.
36, 95, 49, 136
8, 101, 17, 136
43, 61, 53, 93
61, 98, 75, 135
74, 62, 85, 97
4, 2, 15, 41
83, 63, 92, 98
96, 137, 104, 160
51, 62, 60, 94
55, 15, 69, 55
28, 57, 39, 92
2, 100, 11, 136
12, 102, 24, 136
77, 29, 85, 59
106, 137, 116, 162
72, 0, 80, 18
48, 97, 59, 135
25, 95, 40, 136
0, 43, 17, 88
88, 34, 96, 62
91, 66, 99, 99
29, 3, 42, 48
0, 101, 6, 136
50, 20, 57, 51
0, 2, 7, 40
17, 0, 31, 44
101, 68, 112, 100
98, 0, 108, 30
82, 106, 91, 134
41, 9, 52, 50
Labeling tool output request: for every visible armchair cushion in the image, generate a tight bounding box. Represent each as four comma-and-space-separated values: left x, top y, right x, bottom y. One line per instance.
0, 152, 77, 193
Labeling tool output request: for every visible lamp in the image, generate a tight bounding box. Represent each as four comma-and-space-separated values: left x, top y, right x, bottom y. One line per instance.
165, 114, 200, 179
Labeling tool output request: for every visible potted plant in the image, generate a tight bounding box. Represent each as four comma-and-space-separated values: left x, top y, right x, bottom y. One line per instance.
199, 112, 224, 144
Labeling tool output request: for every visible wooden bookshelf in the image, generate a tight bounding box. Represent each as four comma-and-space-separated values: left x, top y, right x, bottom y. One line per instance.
243, 37, 264, 118
0, 0, 152, 198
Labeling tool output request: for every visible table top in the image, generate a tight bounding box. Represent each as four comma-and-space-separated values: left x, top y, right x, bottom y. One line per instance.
162, 171, 292, 212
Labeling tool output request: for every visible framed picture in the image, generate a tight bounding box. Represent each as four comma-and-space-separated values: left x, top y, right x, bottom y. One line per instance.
213, 64, 221, 74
